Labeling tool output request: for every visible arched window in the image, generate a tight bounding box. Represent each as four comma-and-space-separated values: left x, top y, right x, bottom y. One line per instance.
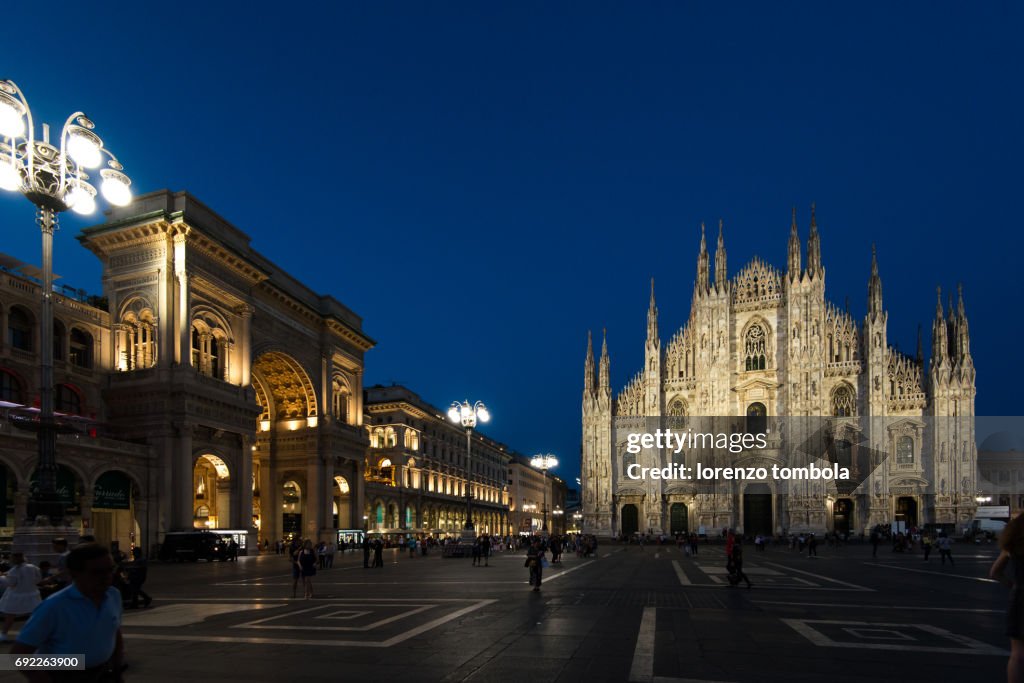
667, 398, 687, 428
69, 328, 93, 369
744, 323, 767, 371
832, 385, 856, 417
746, 403, 767, 435
896, 436, 914, 465
332, 377, 351, 424
384, 427, 397, 448
53, 320, 65, 361
191, 325, 224, 379
55, 384, 82, 415
0, 370, 23, 404
8, 307, 32, 351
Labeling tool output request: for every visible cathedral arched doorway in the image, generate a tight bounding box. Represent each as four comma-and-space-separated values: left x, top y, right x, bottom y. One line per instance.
834, 498, 854, 535
896, 497, 918, 529
670, 503, 688, 535
621, 504, 639, 537
742, 483, 773, 536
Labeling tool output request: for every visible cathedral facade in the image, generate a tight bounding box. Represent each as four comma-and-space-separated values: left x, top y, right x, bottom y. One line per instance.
581, 208, 978, 538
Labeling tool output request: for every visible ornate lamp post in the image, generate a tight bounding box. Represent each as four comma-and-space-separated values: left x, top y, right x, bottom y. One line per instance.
447, 400, 489, 540
530, 454, 558, 533
0, 80, 132, 527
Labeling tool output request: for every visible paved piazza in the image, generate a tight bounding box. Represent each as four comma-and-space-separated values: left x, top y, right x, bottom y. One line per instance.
0, 541, 1008, 682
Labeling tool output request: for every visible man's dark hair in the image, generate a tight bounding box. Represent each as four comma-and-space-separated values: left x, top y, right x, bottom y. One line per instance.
67, 543, 111, 571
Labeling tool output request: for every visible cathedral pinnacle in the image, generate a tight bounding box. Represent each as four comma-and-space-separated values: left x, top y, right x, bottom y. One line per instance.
599, 327, 610, 389
867, 245, 884, 320
584, 330, 595, 394
787, 206, 801, 279
647, 278, 659, 342
696, 223, 710, 294
714, 220, 727, 289
806, 203, 822, 277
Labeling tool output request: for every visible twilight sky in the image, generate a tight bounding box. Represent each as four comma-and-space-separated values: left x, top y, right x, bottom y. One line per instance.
1, 3, 1021, 488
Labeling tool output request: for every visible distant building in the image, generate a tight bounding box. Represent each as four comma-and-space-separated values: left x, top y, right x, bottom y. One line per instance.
363, 384, 509, 536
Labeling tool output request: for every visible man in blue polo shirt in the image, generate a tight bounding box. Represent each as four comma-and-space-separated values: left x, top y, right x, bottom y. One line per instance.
12, 543, 124, 682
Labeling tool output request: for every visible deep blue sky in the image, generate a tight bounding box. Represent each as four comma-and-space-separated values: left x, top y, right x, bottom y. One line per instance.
2, 3, 1022, 488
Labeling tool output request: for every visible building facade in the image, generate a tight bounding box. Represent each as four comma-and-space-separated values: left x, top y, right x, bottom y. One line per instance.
507, 456, 567, 535
2, 189, 375, 555
582, 209, 978, 538
364, 385, 509, 537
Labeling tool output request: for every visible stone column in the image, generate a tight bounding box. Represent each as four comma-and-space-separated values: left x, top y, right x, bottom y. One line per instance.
237, 435, 255, 547
306, 459, 323, 541
353, 459, 365, 529
237, 305, 252, 386
13, 491, 27, 526
174, 231, 190, 367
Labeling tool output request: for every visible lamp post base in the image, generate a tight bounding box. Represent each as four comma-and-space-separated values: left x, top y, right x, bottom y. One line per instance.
12, 520, 80, 568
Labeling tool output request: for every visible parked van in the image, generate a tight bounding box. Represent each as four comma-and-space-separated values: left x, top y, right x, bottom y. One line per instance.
971, 518, 1007, 540
158, 531, 228, 562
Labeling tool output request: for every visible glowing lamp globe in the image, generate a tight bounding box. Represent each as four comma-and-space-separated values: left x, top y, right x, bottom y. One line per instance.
65, 182, 97, 215
0, 94, 25, 138
67, 128, 103, 169
100, 169, 132, 206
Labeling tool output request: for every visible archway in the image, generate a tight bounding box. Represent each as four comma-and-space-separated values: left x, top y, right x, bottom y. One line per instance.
896, 496, 918, 529
670, 503, 689, 535
30, 465, 82, 525
621, 504, 639, 537
834, 498, 854, 535
333, 476, 350, 529
92, 470, 140, 556
743, 483, 773, 536
282, 480, 303, 539
193, 455, 231, 529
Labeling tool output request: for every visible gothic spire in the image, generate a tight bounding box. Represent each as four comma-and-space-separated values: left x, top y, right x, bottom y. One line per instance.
714, 219, 727, 289
867, 244, 883, 319
806, 203, 822, 277
599, 327, 610, 389
955, 283, 970, 359
787, 206, 801, 279
931, 286, 948, 366
584, 330, 595, 394
647, 278, 658, 343
696, 222, 710, 294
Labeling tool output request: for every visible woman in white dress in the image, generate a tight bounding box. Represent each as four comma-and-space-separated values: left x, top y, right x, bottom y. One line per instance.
0, 552, 42, 642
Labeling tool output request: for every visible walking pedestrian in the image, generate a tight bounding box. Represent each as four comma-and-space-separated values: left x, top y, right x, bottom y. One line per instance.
729, 543, 752, 589
373, 539, 384, 568
937, 533, 954, 566
990, 514, 1024, 683
12, 544, 124, 679
363, 535, 371, 568
296, 540, 317, 599
480, 535, 491, 567
125, 548, 152, 609
526, 540, 544, 591
808, 533, 818, 558
0, 552, 41, 642
871, 528, 880, 558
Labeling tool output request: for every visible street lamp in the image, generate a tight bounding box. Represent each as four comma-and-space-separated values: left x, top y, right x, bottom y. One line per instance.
0, 80, 132, 527
447, 400, 489, 539
976, 496, 992, 505
553, 507, 564, 534
530, 454, 558, 532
